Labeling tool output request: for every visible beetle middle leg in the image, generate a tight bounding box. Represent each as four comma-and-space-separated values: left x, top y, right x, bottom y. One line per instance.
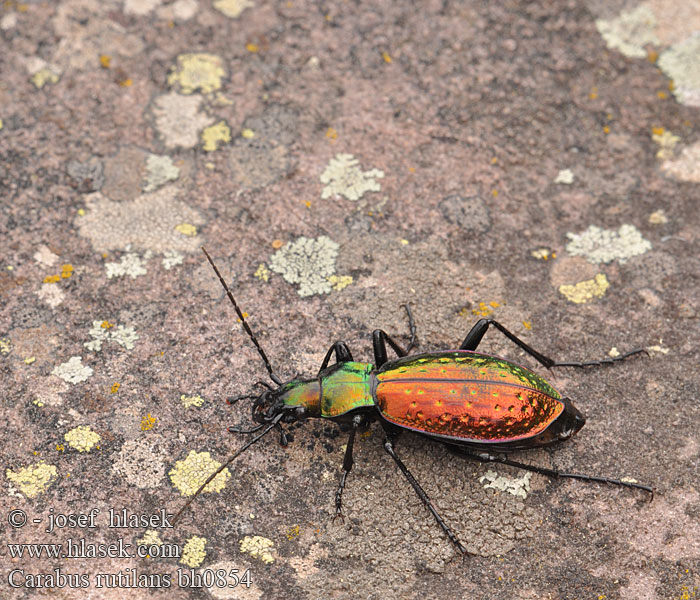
382, 430, 468, 555
452, 446, 653, 496
460, 318, 646, 368
318, 341, 353, 375
373, 304, 417, 368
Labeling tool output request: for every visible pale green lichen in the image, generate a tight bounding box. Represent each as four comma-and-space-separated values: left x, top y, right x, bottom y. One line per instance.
181, 394, 205, 408
269, 236, 339, 296
239, 536, 274, 564
565, 224, 651, 264
169, 451, 231, 496
559, 274, 610, 304
658, 34, 700, 107
0, 337, 11, 354
150, 92, 215, 149
6, 461, 58, 498
202, 121, 231, 151
595, 5, 659, 59
328, 274, 353, 291
254, 263, 270, 282
64, 426, 101, 452
662, 141, 700, 183
320, 154, 384, 201
480, 470, 532, 499
653, 130, 681, 160
105, 253, 148, 279
180, 536, 207, 567
144, 154, 180, 192
52, 356, 93, 384
213, 0, 254, 18
167, 53, 226, 95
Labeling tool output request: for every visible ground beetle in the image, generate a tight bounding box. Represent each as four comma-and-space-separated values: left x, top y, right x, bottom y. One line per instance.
175, 247, 653, 555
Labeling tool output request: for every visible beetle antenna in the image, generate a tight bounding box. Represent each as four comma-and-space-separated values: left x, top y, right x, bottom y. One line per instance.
201, 247, 282, 386
172, 413, 283, 525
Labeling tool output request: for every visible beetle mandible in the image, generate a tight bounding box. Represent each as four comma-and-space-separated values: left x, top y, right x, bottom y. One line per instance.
175, 247, 653, 555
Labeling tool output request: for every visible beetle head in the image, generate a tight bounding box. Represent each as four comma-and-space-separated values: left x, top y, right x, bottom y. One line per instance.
252, 379, 318, 425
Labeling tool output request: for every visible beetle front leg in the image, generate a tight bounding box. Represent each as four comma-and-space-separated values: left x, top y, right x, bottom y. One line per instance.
318, 342, 354, 375
382, 432, 468, 555
333, 415, 363, 522
460, 319, 646, 368
373, 305, 417, 368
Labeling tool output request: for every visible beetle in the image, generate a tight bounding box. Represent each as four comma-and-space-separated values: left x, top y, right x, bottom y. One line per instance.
175, 247, 653, 555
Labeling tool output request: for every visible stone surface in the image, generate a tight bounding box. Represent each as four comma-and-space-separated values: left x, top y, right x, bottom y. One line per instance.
1, 1, 699, 599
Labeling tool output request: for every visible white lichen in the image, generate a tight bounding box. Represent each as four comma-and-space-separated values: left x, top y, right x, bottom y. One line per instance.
662, 140, 700, 183
480, 470, 532, 499
33, 245, 59, 266
565, 224, 652, 264
595, 5, 659, 59
554, 169, 574, 184
150, 92, 215, 149
320, 154, 384, 201
52, 356, 93, 384
658, 34, 700, 107
269, 236, 339, 296
105, 253, 148, 279
36, 283, 65, 309
85, 321, 138, 351
162, 250, 184, 270
144, 154, 180, 192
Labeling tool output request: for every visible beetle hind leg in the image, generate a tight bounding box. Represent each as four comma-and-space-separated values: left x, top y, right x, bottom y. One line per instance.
454, 447, 653, 497
333, 417, 363, 522
382, 433, 468, 555
460, 318, 646, 369
373, 304, 418, 367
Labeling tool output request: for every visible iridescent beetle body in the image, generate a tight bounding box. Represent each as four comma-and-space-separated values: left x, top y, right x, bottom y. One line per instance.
175, 248, 652, 557
269, 351, 582, 452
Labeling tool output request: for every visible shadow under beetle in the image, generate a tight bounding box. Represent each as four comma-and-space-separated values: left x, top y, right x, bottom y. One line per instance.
175, 247, 653, 555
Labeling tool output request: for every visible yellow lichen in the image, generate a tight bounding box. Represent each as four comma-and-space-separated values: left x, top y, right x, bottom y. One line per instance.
286, 525, 300, 540
61, 264, 74, 279
559, 274, 609, 304
472, 302, 499, 317
241, 128, 255, 139
24, 356, 35, 364
201, 121, 231, 151
169, 450, 231, 496
326, 127, 338, 139
181, 394, 205, 408
246, 42, 259, 53
239, 536, 274, 564
141, 413, 156, 431
327, 275, 353, 291
175, 223, 197, 236
381, 51, 392, 63
138, 530, 163, 548
6, 461, 58, 497
652, 130, 680, 160
101, 320, 114, 329
43, 275, 60, 284
213, 0, 254, 19
100, 55, 111, 68
110, 382, 120, 394
180, 536, 207, 567
167, 53, 226, 95
31, 68, 59, 88
64, 426, 101, 453
0, 337, 11, 354
254, 263, 270, 282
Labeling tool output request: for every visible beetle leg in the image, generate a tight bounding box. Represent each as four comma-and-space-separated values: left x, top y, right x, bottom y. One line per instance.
373, 305, 417, 367
228, 424, 265, 434
382, 433, 468, 555
333, 416, 362, 523
456, 447, 654, 497
459, 319, 646, 368
318, 342, 354, 375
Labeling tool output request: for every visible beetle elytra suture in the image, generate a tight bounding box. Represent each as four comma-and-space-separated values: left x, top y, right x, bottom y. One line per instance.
175, 247, 653, 555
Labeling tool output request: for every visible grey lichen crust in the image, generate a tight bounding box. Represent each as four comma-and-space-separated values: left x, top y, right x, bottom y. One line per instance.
269, 236, 339, 296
